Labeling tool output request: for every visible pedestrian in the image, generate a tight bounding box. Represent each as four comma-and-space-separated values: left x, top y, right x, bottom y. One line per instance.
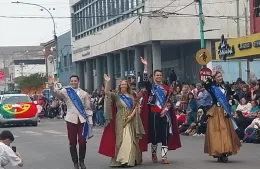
203, 71, 241, 162
99, 74, 145, 167
0, 130, 23, 169
48, 75, 93, 169
139, 57, 181, 164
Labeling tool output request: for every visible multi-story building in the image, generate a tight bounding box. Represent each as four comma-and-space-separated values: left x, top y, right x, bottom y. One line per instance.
250, 0, 260, 33
57, 31, 76, 86
69, 0, 249, 91
0, 46, 43, 91
8, 59, 46, 80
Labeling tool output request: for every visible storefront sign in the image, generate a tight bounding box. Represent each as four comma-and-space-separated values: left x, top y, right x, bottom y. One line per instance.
238, 42, 252, 50
73, 46, 91, 57
253, 40, 260, 47
215, 33, 260, 60
217, 35, 235, 59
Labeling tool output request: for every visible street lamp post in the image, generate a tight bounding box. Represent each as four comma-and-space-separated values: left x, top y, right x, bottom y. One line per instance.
12, 1, 59, 78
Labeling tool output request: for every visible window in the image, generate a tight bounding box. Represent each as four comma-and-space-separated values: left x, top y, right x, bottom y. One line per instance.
69, 54, 73, 65
255, 0, 260, 17
72, 0, 145, 39
64, 55, 68, 66
1, 95, 31, 104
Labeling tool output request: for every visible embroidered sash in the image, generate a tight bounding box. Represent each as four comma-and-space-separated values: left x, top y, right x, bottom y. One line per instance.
152, 85, 173, 135
65, 87, 92, 139
119, 94, 133, 109
210, 84, 238, 130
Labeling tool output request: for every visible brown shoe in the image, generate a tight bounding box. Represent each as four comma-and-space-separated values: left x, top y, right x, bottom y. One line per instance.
152, 154, 158, 163
162, 158, 169, 164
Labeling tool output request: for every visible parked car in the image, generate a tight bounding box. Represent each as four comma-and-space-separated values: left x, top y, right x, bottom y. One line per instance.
0, 94, 39, 127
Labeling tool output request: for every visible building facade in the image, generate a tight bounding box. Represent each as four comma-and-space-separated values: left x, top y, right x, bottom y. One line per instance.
0, 46, 43, 91
250, 0, 260, 33
57, 31, 76, 86
7, 59, 46, 90
69, 0, 250, 91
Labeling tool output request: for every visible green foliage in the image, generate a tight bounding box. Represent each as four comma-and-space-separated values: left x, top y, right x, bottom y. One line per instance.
15, 73, 47, 90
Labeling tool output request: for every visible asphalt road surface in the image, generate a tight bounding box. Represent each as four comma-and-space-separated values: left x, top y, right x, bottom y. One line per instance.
2, 119, 260, 169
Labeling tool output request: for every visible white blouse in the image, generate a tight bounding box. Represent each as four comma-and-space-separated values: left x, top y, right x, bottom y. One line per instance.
0, 142, 21, 168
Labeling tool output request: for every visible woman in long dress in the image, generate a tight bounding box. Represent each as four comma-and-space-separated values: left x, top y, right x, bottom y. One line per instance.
203, 71, 241, 162
98, 74, 145, 167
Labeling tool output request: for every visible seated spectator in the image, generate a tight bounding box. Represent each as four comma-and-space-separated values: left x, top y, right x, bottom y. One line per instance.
176, 108, 186, 126
186, 92, 197, 123
195, 83, 212, 112
247, 100, 259, 118
234, 110, 249, 140
229, 95, 239, 114
241, 84, 251, 101
192, 109, 208, 136
236, 97, 251, 116
243, 111, 260, 143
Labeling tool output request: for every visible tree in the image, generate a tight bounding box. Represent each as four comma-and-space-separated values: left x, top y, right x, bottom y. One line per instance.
15, 73, 47, 91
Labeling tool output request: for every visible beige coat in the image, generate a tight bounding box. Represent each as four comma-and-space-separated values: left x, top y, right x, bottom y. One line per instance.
49, 85, 93, 124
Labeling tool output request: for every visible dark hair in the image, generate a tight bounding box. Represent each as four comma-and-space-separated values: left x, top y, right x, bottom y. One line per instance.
0, 130, 14, 141
188, 92, 194, 99
235, 110, 244, 118
213, 71, 222, 78
70, 75, 80, 81
153, 69, 162, 75
190, 83, 196, 87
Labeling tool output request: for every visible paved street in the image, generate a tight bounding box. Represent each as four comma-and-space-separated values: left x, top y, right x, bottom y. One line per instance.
2, 119, 260, 169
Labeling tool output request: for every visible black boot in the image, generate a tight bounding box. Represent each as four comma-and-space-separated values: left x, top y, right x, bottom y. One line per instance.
79, 145, 86, 169
70, 146, 79, 169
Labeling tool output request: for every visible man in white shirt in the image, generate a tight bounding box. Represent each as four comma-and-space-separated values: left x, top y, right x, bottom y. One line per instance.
48, 75, 93, 169
0, 130, 23, 169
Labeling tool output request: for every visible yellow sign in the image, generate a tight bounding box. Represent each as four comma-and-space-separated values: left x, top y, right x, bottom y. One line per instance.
215, 33, 260, 60
196, 49, 212, 65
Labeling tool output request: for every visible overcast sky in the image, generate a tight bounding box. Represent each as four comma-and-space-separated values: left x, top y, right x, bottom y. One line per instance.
0, 0, 71, 46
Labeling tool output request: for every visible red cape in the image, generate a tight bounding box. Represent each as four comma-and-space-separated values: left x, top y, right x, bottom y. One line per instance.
98, 91, 181, 157
139, 90, 181, 152
98, 101, 116, 157
138, 91, 149, 152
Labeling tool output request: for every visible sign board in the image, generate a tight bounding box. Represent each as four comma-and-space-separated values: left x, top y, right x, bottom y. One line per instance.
199, 67, 212, 81
0, 70, 4, 81
215, 33, 260, 60
196, 49, 212, 65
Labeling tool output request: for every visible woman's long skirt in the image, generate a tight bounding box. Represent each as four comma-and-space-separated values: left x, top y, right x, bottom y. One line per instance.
204, 105, 241, 156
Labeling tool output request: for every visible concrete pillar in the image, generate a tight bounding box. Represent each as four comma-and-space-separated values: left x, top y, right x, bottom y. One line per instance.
76, 61, 85, 89
96, 57, 103, 90
120, 50, 127, 79
85, 59, 93, 92
144, 45, 152, 74
152, 41, 161, 71
134, 46, 143, 89
179, 46, 185, 82
107, 54, 115, 89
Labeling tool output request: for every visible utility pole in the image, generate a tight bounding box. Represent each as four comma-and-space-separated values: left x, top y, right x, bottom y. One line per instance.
197, 0, 205, 49
245, 0, 250, 82
236, 0, 242, 79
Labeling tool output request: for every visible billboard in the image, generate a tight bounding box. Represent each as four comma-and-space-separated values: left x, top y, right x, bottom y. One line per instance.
0, 70, 4, 81
215, 33, 260, 60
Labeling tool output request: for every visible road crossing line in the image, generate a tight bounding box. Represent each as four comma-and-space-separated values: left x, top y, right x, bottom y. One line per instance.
20, 131, 43, 136
43, 130, 65, 135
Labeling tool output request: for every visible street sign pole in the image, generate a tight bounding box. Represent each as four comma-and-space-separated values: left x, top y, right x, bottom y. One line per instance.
198, 0, 205, 49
